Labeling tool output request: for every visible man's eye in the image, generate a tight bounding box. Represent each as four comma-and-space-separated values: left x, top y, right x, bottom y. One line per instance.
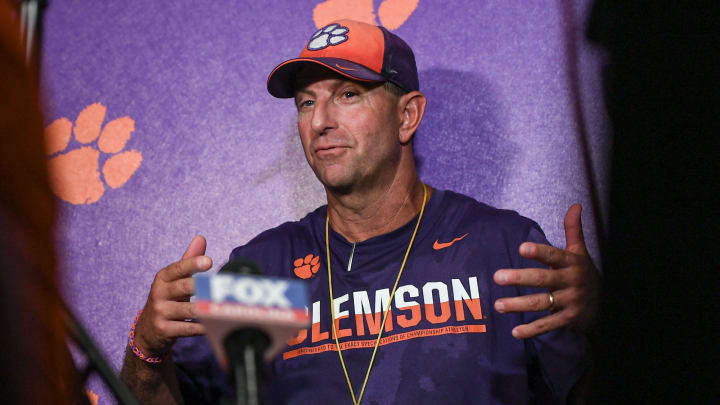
300, 100, 314, 108
343, 91, 357, 98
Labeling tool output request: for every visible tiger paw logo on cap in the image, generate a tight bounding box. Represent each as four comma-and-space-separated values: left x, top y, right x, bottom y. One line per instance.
308, 23, 349, 51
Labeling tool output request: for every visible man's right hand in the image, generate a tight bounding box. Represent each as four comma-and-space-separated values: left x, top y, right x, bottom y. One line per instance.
120, 235, 213, 404
133, 235, 212, 357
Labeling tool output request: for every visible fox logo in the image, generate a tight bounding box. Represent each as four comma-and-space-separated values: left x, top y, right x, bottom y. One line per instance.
210, 274, 291, 308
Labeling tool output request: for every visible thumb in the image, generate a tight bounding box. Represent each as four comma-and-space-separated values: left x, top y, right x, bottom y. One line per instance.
564, 204, 586, 253
181, 234, 207, 259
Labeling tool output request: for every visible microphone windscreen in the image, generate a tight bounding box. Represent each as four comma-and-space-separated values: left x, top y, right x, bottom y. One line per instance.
219, 259, 262, 276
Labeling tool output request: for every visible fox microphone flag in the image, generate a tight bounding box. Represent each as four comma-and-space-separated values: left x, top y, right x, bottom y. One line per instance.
193, 265, 310, 370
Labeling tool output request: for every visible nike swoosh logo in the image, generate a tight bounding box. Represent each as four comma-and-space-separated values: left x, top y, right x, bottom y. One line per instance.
335, 63, 356, 71
433, 233, 469, 250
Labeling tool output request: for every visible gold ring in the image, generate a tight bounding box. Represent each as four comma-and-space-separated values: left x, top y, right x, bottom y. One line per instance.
548, 291, 555, 311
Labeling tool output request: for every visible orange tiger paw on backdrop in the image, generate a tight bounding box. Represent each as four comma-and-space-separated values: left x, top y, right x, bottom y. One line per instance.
44, 103, 142, 205
314, 0, 419, 30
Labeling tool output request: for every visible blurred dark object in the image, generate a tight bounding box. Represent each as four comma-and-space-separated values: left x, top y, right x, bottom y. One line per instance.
588, 1, 719, 403
2, 1, 141, 404
0, 0, 78, 403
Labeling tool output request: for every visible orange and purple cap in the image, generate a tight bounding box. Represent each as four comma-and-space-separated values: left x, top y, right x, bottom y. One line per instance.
267, 19, 419, 98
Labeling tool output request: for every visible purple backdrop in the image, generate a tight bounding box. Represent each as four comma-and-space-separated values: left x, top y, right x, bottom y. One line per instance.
40, 1, 608, 402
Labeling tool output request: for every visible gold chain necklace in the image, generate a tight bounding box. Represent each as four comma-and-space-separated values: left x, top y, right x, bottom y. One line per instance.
326, 183, 428, 405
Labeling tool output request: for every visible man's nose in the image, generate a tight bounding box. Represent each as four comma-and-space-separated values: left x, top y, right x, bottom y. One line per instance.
310, 100, 336, 135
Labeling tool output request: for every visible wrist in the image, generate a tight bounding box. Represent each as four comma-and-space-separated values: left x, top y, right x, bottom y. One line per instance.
128, 310, 168, 364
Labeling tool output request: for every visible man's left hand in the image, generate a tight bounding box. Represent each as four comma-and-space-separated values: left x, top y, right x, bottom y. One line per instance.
493, 204, 600, 338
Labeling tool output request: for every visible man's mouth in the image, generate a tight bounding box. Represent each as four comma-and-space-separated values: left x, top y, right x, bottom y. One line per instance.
315, 145, 348, 158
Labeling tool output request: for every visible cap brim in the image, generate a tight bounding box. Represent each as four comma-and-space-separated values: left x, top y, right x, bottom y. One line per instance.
267, 57, 385, 98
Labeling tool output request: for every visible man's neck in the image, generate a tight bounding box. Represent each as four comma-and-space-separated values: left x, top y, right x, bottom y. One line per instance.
325, 176, 431, 243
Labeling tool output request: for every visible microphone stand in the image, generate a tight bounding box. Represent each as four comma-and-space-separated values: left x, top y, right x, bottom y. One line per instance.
224, 329, 270, 405
218, 260, 271, 405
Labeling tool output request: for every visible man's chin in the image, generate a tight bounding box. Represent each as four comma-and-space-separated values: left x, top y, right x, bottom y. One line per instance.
315, 173, 355, 195
320, 178, 354, 195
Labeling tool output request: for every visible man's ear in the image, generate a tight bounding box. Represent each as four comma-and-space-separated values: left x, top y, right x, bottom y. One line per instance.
397, 91, 427, 144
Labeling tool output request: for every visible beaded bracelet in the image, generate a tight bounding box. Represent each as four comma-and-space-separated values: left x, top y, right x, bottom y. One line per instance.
128, 309, 165, 364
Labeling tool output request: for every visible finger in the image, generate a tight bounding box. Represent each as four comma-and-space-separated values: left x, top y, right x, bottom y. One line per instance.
494, 290, 562, 313
494, 268, 564, 289
564, 204, 586, 253
519, 242, 574, 268
148, 300, 198, 321
182, 235, 207, 260
157, 319, 206, 338
497, 263, 593, 295
511, 310, 569, 339
164, 301, 198, 320
164, 277, 196, 300
159, 255, 212, 283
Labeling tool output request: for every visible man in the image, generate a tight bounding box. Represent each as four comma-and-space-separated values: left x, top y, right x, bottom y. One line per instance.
121, 20, 598, 404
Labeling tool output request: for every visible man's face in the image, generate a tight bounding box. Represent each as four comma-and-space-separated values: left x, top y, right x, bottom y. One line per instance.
294, 67, 402, 193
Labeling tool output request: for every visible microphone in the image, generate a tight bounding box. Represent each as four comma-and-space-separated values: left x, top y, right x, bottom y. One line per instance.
193, 259, 310, 405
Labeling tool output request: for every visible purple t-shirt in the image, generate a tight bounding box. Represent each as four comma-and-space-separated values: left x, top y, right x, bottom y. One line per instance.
173, 189, 589, 404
